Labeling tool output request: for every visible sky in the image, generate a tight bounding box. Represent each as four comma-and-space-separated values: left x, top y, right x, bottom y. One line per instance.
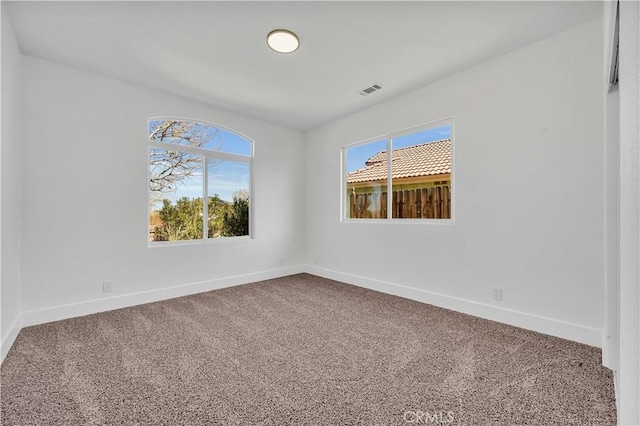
150, 159, 250, 211
346, 124, 452, 173
170, 160, 249, 201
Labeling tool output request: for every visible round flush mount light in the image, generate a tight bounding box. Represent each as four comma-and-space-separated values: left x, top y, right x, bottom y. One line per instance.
267, 29, 299, 54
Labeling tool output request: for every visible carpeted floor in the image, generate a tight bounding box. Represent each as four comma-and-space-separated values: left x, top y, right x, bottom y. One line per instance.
1, 274, 616, 425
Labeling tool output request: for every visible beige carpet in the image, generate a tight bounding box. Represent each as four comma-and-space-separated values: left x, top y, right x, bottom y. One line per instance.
1, 274, 616, 425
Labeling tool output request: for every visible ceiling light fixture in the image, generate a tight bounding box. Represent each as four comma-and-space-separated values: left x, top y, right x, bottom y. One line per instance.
267, 29, 299, 54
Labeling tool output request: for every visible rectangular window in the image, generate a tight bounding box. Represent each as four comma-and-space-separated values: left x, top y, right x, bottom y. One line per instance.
343, 121, 453, 221
149, 149, 204, 241
149, 119, 253, 244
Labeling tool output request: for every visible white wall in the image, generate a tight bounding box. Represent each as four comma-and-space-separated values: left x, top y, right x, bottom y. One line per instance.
602, 0, 619, 373
20, 56, 305, 322
1, 4, 23, 360
305, 19, 604, 346
604, 87, 619, 368
617, 1, 640, 423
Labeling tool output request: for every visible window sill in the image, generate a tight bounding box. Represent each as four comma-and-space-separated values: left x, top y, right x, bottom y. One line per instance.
341, 218, 455, 225
148, 235, 252, 248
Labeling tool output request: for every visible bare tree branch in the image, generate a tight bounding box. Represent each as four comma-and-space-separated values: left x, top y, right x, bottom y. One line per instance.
149, 120, 223, 202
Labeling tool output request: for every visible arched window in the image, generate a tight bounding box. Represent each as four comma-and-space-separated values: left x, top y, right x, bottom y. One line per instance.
148, 118, 253, 243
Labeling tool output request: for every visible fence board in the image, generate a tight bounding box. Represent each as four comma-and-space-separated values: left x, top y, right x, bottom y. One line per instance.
349, 184, 451, 219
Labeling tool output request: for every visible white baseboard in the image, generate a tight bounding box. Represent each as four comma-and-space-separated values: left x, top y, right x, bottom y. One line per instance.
21, 266, 304, 328
1, 314, 23, 363
303, 265, 602, 347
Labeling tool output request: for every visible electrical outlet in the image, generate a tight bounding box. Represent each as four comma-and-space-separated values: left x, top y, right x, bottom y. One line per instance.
314, 257, 319, 265
279, 258, 285, 266
103, 281, 113, 293
492, 288, 502, 301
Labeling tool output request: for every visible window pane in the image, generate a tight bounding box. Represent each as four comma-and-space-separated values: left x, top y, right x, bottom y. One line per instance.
149, 119, 251, 156
345, 139, 388, 219
207, 128, 252, 156
208, 159, 250, 237
149, 148, 204, 242
390, 124, 452, 219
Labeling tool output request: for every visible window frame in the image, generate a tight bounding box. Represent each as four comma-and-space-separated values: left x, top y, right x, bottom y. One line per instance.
148, 117, 255, 246
341, 117, 455, 224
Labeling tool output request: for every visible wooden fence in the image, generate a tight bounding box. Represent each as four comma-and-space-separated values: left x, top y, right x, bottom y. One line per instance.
149, 212, 164, 241
349, 185, 451, 219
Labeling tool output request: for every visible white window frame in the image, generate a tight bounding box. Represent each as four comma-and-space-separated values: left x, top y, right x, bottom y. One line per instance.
341, 117, 455, 224
148, 117, 255, 246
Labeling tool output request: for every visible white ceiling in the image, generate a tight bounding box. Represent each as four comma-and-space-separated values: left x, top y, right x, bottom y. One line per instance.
6, 1, 602, 131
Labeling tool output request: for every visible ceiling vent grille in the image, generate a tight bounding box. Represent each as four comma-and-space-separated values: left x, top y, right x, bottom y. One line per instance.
358, 83, 382, 96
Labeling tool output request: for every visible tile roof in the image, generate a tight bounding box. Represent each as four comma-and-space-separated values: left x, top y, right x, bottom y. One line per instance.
346, 139, 451, 184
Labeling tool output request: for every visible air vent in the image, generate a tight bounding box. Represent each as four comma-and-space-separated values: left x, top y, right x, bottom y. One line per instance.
358, 83, 382, 96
